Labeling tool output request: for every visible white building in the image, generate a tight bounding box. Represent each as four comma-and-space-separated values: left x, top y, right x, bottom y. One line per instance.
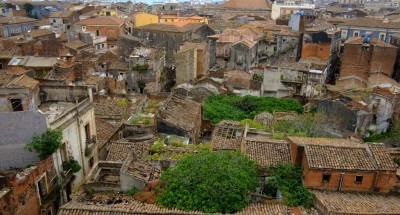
271, 1, 315, 20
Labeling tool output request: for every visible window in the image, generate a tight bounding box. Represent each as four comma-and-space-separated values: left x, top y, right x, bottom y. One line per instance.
355, 175, 363, 184
0, 63, 2, 69
60, 143, 69, 162
37, 177, 48, 199
379, 33, 386, 41
84, 123, 90, 142
89, 157, 94, 168
10, 99, 23, 111
53, 19, 56, 23
353, 31, 360, 37
322, 174, 331, 183
95, 29, 100, 37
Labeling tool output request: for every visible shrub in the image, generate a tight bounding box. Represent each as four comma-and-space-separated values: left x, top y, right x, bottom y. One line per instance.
150, 142, 165, 154
25, 129, 63, 160
126, 187, 139, 196
267, 163, 314, 208
157, 151, 258, 213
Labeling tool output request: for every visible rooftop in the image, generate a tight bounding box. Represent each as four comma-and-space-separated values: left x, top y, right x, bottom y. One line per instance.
223, 0, 271, 10
211, 120, 243, 150
50, 10, 76, 18
287, 136, 363, 147
244, 137, 291, 167
58, 200, 290, 215
0, 16, 36, 25
156, 94, 202, 132
305, 144, 376, 171
0, 74, 39, 90
121, 157, 160, 182
63, 40, 91, 50
313, 190, 400, 214
134, 22, 204, 33
340, 17, 400, 29
27, 29, 54, 38
95, 118, 121, 148
76, 16, 124, 26
39, 102, 76, 123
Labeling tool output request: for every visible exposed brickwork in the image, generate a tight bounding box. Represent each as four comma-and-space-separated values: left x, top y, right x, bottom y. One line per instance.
301, 43, 330, 61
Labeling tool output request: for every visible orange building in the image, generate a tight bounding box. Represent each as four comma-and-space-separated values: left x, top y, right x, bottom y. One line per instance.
288, 137, 398, 193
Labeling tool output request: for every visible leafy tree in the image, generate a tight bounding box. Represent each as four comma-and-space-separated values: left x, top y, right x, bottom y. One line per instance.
23, 3, 33, 16
157, 151, 258, 213
266, 163, 314, 208
25, 129, 63, 160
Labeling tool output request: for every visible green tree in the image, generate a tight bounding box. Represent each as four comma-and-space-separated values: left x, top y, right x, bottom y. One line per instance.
23, 3, 33, 16
267, 163, 314, 208
157, 151, 258, 213
25, 129, 63, 160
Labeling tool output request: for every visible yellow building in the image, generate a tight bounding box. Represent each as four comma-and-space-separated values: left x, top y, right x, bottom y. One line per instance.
100, 8, 117, 16
159, 15, 208, 24
133, 12, 159, 27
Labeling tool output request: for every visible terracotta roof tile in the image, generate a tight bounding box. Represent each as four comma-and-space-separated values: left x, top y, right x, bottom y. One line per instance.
77, 17, 123, 26
28, 29, 54, 38
95, 118, 120, 147
4, 74, 39, 89
50, 10, 76, 18
223, 0, 271, 10
313, 190, 400, 214
368, 144, 398, 170
244, 137, 291, 167
134, 22, 204, 33
305, 144, 376, 171
287, 137, 364, 147
63, 40, 91, 50
0, 16, 36, 25
58, 201, 289, 215
340, 17, 400, 29
156, 94, 202, 133
106, 141, 135, 162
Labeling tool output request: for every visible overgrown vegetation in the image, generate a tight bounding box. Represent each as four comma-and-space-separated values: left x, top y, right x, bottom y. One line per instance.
204, 94, 303, 124
265, 163, 314, 208
62, 159, 82, 173
157, 151, 258, 213
126, 186, 140, 196
132, 64, 149, 71
25, 129, 63, 160
146, 139, 211, 160
393, 158, 400, 166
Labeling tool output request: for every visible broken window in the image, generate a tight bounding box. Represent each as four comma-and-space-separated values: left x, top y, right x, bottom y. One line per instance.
355, 175, 363, 184
322, 173, 331, 183
10, 99, 23, 111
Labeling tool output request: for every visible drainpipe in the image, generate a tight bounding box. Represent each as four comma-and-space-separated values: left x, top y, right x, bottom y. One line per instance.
338, 172, 345, 191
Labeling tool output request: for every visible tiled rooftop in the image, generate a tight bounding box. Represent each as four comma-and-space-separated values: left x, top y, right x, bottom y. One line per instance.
340, 17, 400, 29
287, 137, 364, 147
156, 94, 202, 132
368, 144, 398, 170
95, 118, 120, 147
244, 137, 291, 167
58, 201, 290, 215
106, 141, 135, 162
121, 158, 160, 182
27, 29, 54, 38
76, 16, 123, 26
106, 140, 151, 163
211, 120, 243, 150
305, 144, 376, 171
313, 190, 400, 214
134, 22, 204, 33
